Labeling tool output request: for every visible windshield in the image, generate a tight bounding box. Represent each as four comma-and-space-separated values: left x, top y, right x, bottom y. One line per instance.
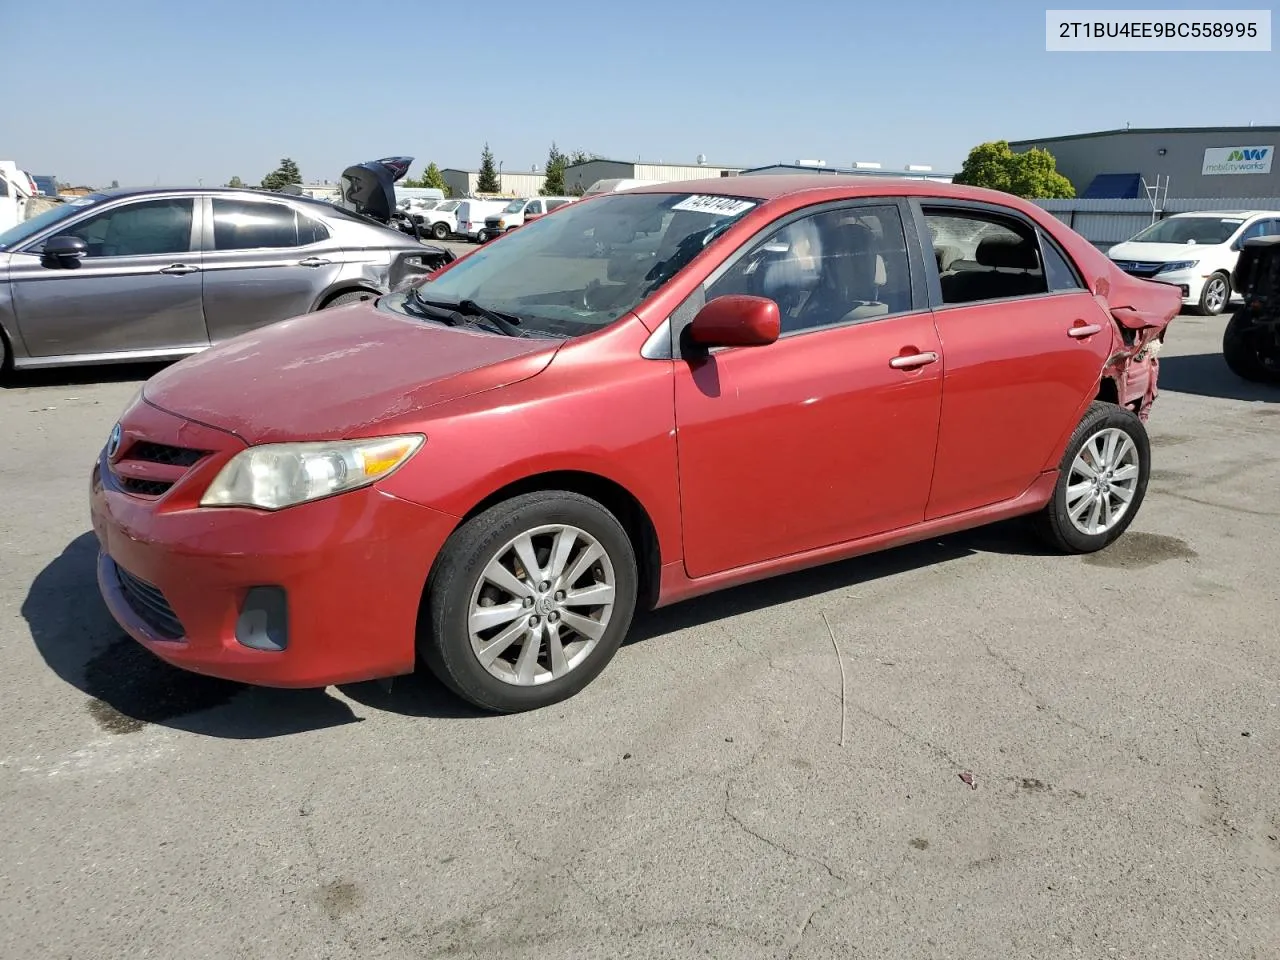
1129, 216, 1244, 245
438, 200, 461, 212
383, 191, 760, 338
504, 200, 526, 213
0, 193, 106, 250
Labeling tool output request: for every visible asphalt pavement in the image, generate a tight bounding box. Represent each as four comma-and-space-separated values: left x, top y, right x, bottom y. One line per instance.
1, 306, 1277, 959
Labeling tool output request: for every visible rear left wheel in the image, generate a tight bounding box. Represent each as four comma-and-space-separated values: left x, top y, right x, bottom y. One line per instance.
421, 491, 639, 713
1035, 401, 1150, 553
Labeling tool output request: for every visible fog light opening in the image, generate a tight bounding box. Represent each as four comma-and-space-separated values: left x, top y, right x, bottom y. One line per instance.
236, 586, 289, 652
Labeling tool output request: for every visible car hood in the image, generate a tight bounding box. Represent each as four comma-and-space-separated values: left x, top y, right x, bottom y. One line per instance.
141, 303, 560, 445
1108, 240, 1216, 263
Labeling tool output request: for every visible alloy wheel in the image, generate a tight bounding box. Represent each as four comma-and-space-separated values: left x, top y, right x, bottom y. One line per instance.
467, 524, 616, 686
1204, 276, 1228, 313
1065, 427, 1141, 536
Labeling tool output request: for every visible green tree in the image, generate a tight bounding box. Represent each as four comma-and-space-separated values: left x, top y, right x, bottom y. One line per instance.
476, 143, 500, 193
540, 142, 568, 195
260, 157, 303, 192
405, 162, 450, 195
227, 175, 244, 188
952, 140, 1074, 199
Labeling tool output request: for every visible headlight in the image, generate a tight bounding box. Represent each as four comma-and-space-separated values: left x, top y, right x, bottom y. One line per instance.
1156, 260, 1198, 274
200, 435, 424, 510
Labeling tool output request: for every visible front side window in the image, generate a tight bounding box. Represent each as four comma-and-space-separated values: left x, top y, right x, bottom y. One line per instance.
63, 197, 195, 258
1130, 216, 1243, 245
386, 191, 761, 338
706, 204, 913, 334
211, 198, 328, 250
925, 210, 1049, 305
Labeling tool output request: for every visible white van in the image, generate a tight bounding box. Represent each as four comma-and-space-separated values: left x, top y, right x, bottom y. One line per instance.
454, 198, 509, 242
0, 163, 38, 232
481, 196, 576, 239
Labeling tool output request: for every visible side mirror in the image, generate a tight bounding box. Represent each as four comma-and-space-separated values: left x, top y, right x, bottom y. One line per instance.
42, 235, 88, 266
687, 295, 780, 350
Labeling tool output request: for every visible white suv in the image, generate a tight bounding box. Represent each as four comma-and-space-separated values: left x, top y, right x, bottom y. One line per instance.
1107, 210, 1280, 315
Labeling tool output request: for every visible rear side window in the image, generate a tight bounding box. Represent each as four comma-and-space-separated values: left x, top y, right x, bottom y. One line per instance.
211, 198, 329, 250
1040, 233, 1085, 292
925, 209, 1050, 305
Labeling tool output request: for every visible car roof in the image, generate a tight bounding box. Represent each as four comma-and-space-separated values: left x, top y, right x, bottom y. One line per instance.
89, 185, 339, 210
621, 173, 1013, 204
1169, 209, 1280, 218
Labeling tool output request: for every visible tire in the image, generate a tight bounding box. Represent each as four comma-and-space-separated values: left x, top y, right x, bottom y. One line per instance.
431, 222, 449, 241
1197, 271, 1230, 316
1222, 310, 1279, 384
1034, 400, 1151, 554
421, 491, 639, 713
320, 290, 378, 309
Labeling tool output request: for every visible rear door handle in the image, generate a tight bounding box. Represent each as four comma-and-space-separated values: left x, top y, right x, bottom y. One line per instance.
159, 263, 198, 275
889, 351, 939, 369
1068, 323, 1103, 338
298, 257, 332, 267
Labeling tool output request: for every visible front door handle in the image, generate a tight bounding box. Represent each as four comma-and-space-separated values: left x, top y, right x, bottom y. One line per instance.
159, 263, 199, 275
889, 351, 939, 369
1068, 323, 1103, 338
298, 257, 332, 267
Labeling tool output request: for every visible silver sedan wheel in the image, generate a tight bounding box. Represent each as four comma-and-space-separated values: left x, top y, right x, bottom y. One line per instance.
1203, 276, 1228, 313
1065, 427, 1141, 536
467, 524, 616, 686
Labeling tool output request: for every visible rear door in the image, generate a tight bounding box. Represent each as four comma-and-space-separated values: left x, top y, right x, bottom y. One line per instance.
199, 194, 344, 342
912, 199, 1113, 519
9, 195, 207, 358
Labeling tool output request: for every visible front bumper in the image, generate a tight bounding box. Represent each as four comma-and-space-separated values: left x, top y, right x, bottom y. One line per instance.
89, 405, 459, 688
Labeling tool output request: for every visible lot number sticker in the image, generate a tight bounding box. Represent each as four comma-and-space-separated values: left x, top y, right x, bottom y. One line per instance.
671, 195, 756, 217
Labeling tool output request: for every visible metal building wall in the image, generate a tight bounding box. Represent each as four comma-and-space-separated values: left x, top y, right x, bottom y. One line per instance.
564, 161, 635, 195
1035, 197, 1280, 250
632, 163, 739, 182
1011, 128, 1280, 200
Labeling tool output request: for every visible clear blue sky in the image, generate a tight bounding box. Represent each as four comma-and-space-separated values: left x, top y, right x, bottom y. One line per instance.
5, 0, 1277, 187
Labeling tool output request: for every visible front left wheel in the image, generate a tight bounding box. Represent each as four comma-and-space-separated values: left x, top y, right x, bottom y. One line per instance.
421, 491, 639, 713
1035, 401, 1151, 554
1198, 271, 1231, 316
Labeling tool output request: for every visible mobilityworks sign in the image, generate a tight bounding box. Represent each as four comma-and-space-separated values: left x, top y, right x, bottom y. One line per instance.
1202, 145, 1274, 175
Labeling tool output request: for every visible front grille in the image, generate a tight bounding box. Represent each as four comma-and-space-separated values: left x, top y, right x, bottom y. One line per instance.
115, 563, 185, 640
1116, 260, 1163, 278
111, 440, 208, 498
129, 441, 206, 468
119, 478, 173, 496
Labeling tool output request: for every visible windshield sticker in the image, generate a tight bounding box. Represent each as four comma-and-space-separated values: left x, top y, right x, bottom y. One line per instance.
670, 195, 756, 217
1221, 218, 1244, 223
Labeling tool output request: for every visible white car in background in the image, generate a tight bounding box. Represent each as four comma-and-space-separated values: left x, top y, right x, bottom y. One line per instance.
1107, 210, 1280, 315
409, 199, 462, 240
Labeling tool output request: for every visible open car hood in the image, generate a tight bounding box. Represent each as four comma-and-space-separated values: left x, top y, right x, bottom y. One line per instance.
338, 156, 414, 224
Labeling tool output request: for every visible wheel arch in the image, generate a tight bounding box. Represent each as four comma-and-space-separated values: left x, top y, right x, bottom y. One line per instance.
451, 469, 664, 613
312, 282, 384, 311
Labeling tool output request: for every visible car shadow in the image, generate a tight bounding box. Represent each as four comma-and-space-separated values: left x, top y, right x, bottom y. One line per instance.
26, 520, 1045, 738
1, 361, 171, 390
1158, 352, 1280, 403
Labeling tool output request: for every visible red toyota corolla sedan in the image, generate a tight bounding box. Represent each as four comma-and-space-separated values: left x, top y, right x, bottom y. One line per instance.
90, 176, 1182, 712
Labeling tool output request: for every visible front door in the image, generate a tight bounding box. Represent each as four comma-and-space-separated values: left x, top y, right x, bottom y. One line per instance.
917, 203, 1116, 519
9, 195, 206, 358
673, 200, 943, 579
199, 195, 344, 343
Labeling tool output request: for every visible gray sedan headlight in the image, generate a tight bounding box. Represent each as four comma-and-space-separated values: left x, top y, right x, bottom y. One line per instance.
200, 435, 425, 510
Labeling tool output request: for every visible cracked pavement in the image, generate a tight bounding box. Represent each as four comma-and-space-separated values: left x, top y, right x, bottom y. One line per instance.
1, 305, 1278, 959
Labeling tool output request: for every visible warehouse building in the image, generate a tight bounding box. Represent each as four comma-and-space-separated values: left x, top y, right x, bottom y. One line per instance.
738, 161, 954, 182
1010, 125, 1280, 200
441, 168, 546, 198
563, 157, 744, 194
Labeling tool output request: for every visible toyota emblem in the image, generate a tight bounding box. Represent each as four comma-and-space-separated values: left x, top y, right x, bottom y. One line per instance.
106, 423, 122, 459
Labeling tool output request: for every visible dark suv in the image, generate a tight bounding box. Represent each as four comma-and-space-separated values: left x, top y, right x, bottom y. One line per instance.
1223, 236, 1280, 384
